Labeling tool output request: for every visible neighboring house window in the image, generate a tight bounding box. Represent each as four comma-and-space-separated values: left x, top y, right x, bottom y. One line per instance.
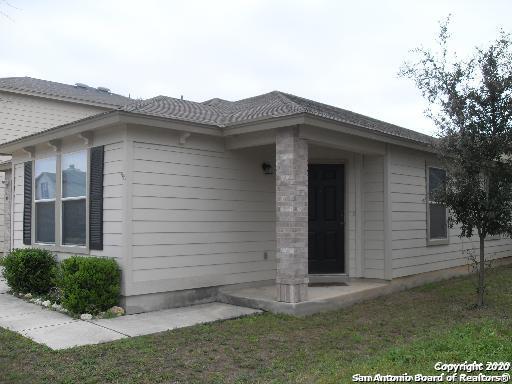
40, 182, 49, 199
34, 157, 57, 244
61, 151, 87, 246
427, 167, 448, 242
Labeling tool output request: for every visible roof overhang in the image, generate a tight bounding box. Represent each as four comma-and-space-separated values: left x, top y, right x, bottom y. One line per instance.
0, 108, 434, 155
223, 113, 434, 153
0, 110, 223, 155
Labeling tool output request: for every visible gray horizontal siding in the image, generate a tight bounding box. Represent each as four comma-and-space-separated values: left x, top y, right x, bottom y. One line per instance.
129, 138, 276, 291
0, 92, 104, 144
363, 155, 385, 279
390, 146, 512, 278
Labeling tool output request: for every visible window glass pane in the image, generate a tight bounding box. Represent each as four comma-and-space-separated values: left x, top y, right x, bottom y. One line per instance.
429, 168, 446, 201
429, 203, 447, 239
62, 199, 86, 245
35, 157, 56, 200
62, 151, 87, 198
35, 201, 55, 243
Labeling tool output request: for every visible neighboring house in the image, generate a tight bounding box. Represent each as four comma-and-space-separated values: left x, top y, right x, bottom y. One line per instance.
0, 87, 511, 314
35, 172, 56, 200
0, 77, 131, 254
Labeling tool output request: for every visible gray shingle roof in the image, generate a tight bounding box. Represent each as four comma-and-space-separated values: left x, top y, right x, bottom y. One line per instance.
123, 96, 223, 125
122, 91, 433, 145
0, 77, 131, 107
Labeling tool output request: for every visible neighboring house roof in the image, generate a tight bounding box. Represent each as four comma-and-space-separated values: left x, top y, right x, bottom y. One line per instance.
62, 166, 86, 196
35, 172, 56, 184
122, 91, 433, 145
0, 77, 131, 107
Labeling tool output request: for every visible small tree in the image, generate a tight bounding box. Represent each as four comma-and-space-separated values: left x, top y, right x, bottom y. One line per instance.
400, 18, 512, 307
0, 0, 17, 21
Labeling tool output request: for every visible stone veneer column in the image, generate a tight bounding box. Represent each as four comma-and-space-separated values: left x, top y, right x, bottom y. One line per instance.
275, 126, 308, 303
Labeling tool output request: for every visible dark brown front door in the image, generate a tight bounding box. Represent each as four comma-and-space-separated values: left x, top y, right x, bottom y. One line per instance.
308, 164, 345, 274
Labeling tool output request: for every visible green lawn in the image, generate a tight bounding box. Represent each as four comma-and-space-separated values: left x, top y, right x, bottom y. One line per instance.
1, 266, 511, 384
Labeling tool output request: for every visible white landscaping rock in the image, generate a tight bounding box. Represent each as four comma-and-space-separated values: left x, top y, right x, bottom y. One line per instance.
51, 303, 63, 311
24, 293, 32, 299
80, 313, 93, 321
108, 306, 125, 316
42, 300, 51, 307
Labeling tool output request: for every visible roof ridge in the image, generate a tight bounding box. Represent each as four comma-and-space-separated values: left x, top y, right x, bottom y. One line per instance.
149, 94, 222, 107
272, 91, 307, 113
202, 97, 231, 105
122, 97, 157, 111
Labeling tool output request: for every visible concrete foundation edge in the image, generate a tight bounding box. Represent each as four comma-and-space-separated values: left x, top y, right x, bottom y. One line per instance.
121, 280, 274, 314
218, 257, 512, 316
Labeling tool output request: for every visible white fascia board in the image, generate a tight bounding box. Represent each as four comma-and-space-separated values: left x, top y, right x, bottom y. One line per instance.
119, 112, 223, 136
302, 116, 434, 153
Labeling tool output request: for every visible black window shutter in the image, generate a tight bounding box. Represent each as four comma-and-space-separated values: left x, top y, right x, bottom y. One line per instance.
89, 146, 104, 250
23, 161, 32, 245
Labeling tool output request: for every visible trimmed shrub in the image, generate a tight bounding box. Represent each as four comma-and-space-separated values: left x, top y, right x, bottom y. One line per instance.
2, 248, 57, 294
58, 256, 120, 314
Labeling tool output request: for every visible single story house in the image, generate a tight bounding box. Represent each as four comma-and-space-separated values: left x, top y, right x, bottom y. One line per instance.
1, 90, 510, 313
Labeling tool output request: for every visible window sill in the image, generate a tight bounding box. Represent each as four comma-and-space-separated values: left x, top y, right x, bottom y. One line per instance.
32, 243, 90, 255
427, 238, 449, 246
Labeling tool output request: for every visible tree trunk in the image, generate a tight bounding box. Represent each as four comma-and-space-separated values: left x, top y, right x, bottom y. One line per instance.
478, 235, 485, 307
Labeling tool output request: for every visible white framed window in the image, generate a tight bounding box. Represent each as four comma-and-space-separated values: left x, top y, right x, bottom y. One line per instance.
34, 157, 57, 244
61, 150, 87, 246
427, 166, 448, 245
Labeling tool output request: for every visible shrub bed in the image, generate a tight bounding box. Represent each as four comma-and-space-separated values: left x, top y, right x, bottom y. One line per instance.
58, 256, 120, 314
2, 248, 57, 294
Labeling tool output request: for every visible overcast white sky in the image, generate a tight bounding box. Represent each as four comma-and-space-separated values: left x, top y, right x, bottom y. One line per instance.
0, 0, 510, 135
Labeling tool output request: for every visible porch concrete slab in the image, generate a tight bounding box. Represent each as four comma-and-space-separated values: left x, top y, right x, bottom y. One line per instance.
91, 302, 261, 337
21, 320, 127, 350
219, 258, 512, 316
218, 280, 391, 316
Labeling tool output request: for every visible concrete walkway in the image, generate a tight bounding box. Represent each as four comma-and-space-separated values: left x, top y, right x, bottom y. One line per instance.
0, 273, 260, 350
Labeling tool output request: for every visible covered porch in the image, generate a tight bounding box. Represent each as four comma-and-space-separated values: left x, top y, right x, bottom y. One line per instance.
225, 122, 392, 312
